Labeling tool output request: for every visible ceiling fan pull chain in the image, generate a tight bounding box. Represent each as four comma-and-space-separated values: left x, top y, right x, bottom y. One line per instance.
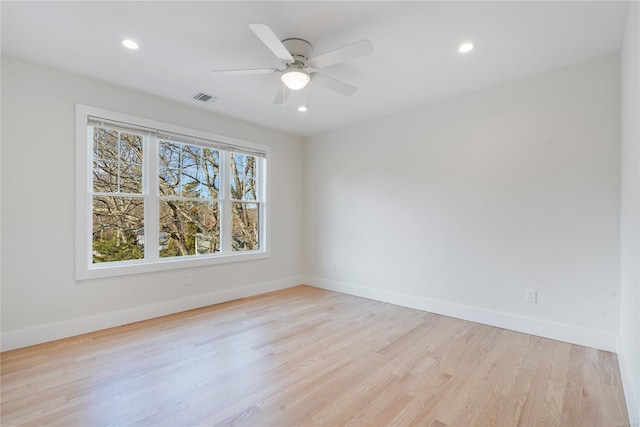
305, 86, 309, 111
282, 82, 286, 115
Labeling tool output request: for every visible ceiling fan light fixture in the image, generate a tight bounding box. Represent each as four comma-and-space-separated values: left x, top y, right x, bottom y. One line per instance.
281, 69, 310, 90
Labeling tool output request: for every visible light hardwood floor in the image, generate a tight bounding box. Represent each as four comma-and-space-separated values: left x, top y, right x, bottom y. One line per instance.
1, 285, 629, 426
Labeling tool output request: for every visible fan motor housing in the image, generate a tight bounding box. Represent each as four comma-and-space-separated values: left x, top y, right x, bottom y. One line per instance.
282, 38, 313, 66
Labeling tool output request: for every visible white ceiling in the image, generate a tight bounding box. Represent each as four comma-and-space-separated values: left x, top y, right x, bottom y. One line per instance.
1, 1, 630, 137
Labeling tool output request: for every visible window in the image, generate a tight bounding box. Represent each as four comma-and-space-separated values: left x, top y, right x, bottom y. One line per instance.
76, 105, 269, 279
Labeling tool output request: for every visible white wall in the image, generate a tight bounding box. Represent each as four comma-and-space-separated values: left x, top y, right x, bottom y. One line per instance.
619, 1, 640, 423
0, 56, 305, 350
305, 55, 621, 352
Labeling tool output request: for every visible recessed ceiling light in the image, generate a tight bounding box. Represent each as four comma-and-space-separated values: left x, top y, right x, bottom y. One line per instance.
122, 39, 139, 50
458, 42, 474, 53
298, 105, 308, 112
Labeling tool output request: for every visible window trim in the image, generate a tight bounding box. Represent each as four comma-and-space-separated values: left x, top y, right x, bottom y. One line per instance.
75, 104, 270, 280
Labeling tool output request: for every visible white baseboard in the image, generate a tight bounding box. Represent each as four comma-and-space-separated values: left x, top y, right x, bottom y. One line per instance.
2, 275, 619, 354
1, 276, 303, 352
305, 276, 617, 352
617, 336, 640, 424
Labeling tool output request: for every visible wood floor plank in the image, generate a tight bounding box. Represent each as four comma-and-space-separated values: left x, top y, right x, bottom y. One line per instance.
0, 285, 629, 426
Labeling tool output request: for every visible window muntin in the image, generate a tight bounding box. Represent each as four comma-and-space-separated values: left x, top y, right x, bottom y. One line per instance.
76, 105, 269, 280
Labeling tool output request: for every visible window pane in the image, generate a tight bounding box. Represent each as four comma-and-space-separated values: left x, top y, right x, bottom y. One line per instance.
159, 141, 181, 169
182, 145, 201, 168
203, 148, 219, 173
159, 200, 220, 257
203, 148, 219, 199
92, 196, 144, 263
203, 175, 219, 199
230, 153, 257, 201
232, 202, 259, 251
181, 145, 200, 196
159, 166, 180, 196
119, 133, 143, 164
93, 128, 118, 161
120, 163, 143, 193
93, 159, 118, 192
159, 141, 181, 196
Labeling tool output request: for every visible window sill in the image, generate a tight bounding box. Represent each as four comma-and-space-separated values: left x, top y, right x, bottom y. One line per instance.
76, 250, 270, 281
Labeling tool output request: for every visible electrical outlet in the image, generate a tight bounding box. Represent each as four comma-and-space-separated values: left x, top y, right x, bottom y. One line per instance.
331, 263, 337, 272
185, 274, 193, 286
526, 289, 537, 303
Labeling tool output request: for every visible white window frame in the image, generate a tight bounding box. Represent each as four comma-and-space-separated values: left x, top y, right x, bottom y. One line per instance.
75, 104, 270, 280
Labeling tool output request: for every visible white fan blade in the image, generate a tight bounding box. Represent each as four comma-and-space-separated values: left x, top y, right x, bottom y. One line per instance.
249, 23, 294, 64
212, 68, 279, 76
310, 39, 373, 68
272, 85, 290, 105
311, 73, 357, 96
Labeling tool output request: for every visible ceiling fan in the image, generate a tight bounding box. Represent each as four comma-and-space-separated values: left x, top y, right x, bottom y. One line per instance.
212, 24, 374, 104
